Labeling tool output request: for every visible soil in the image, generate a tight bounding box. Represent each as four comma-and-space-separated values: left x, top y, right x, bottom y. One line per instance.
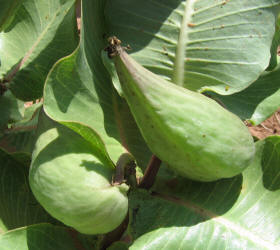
249, 48, 280, 140
248, 109, 280, 139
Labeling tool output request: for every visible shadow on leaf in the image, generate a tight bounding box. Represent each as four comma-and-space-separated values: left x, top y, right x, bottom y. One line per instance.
261, 136, 280, 191
128, 170, 242, 239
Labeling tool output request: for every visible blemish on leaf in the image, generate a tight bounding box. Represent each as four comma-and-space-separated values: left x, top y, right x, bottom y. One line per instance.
221, 24, 225, 29
221, 0, 229, 6
225, 86, 230, 91
162, 46, 168, 56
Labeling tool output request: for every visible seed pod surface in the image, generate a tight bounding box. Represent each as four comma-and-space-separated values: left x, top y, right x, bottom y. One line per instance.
29, 122, 128, 235
113, 46, 255, 181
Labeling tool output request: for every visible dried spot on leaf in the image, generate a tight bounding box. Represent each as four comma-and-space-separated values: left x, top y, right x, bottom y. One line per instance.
221, 0, 230, 6
188, 23, 196, 27
162, 46, 168, 56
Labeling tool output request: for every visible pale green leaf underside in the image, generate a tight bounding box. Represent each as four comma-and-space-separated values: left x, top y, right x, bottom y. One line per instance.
129, 136, 280, 250
43, 1, 151, 165
105, 0, 280, 95
0, 223, 95, 250
0, 0, 78, 100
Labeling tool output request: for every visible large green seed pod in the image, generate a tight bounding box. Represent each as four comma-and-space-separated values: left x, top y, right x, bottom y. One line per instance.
29, 116, 129, 235
111, 43, 255, 182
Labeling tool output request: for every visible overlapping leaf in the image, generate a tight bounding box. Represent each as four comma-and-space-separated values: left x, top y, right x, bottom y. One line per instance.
43, 0, 151, 165
105, 0, 280, 95
128, 136, 280, 249
0, 0, 79, 100
207, 65, 280, 125
0, 0, 23, 32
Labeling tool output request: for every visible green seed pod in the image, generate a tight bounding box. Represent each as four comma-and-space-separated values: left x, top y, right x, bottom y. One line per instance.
29, 119, 129, 235
111, 42, 255, 182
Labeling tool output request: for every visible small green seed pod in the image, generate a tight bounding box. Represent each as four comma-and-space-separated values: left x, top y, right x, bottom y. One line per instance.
29, 118, 128, 235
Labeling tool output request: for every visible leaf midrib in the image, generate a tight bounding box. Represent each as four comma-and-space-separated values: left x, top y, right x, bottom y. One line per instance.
5, 2, 72, 81
172, 0, 195, 86
155, 192, 276, 249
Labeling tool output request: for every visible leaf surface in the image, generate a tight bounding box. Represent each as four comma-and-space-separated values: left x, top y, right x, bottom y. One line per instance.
0, 0, 23, 32
105, 0, 280, 95
0, 0, 78, 100
128, 136, 280, 249
208, 65, 280, 125
0, 148, 56, 234
0, 223, 96, 250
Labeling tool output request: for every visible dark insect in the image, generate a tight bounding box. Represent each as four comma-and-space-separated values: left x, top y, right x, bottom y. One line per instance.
104, 36, 131, 58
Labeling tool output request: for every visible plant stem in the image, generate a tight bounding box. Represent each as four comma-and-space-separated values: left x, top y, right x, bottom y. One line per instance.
138, 155, 161, 189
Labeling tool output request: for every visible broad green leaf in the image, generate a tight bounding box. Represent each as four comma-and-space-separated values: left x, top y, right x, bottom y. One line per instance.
207, 64, 280, 125
0, 148, 56, 233
128, 136, 280, 249
105, 0, 280, 95
43, 0, 151, 166
0, 90, 24, 131
0, 0, 79, 101
0, 0, 23, 32
0, 223, 96, 250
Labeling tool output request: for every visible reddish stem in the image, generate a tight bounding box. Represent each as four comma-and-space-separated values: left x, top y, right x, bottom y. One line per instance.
138, 155, 161, 189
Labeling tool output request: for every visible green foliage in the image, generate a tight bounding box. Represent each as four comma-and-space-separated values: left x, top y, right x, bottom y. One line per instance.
0, 0, 280, 249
